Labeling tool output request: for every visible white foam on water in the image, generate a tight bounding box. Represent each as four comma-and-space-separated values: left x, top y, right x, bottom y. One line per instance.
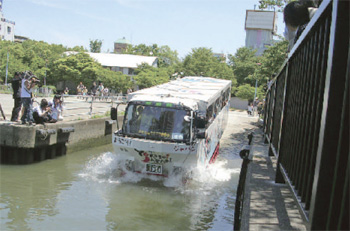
80, 152, 241, 192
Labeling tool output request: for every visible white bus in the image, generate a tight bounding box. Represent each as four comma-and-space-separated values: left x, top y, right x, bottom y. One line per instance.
111, 77, 231, 177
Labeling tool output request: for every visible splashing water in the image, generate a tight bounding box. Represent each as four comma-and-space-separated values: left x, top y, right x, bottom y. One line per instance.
80, 152, 241, 191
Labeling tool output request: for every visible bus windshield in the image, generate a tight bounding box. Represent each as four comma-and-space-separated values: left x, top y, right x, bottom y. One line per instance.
122, 104, 191, 142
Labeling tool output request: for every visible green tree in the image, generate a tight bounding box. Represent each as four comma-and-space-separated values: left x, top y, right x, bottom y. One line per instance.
96, 67, 132, 93
123, 43, 180, 67
181, 47, 217, 76
133, 65, 170, 89
236, 84, 265, 101
89, 39, 103, 53
257, 40, 289, 82
0, 40, 69, 83
180, 47, 237, 92
258, 0, 292, 11
229, 47, 262, 86
50, 52, 101, 87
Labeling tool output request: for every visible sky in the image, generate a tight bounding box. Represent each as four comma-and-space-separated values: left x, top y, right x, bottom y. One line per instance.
2, 0, 285, 59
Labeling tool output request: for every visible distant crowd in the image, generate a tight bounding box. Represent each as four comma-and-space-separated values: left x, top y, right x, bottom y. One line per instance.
75, 81, 112, 100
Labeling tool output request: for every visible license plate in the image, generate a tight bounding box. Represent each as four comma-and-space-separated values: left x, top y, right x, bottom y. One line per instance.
146, 164, 162, 174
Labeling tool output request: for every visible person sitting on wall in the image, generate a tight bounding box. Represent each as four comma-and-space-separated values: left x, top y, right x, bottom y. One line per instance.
48, 95, 64, 122
33, 99, 54, 124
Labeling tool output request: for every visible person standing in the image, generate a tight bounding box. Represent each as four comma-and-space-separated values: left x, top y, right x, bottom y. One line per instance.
11, 72, 22, 122
20, 72, 36, 125
90, 82, 97, 96
253, 97, 259, 116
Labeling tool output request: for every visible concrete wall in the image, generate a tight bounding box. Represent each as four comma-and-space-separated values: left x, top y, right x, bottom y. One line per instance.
230, 97, 249, 110
0, 115, 124, 164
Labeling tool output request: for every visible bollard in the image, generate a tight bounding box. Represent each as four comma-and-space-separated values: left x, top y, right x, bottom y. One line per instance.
58, 127, 75, 133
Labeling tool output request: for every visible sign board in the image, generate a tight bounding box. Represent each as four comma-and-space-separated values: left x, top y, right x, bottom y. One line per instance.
245, 10, 276, 32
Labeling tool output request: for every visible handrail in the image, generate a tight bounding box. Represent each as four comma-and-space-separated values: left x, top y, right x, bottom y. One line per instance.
263, 0, 349, 230
59, 94, 127, 118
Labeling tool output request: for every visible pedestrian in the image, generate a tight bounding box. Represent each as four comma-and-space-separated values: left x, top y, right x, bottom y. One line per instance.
11, 72, 22, 122
247, 103, 253, 116
90, 82, 97, 97
283, 1, 318, 51
64, 87, 69, 95
20, 72, 38, 125
77, 82, 84, 98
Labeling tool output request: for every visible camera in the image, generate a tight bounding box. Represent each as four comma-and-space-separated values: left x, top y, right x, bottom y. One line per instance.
30, 77, 41, 84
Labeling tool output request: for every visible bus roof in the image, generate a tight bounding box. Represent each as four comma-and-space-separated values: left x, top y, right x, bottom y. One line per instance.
128, 77, 231, 112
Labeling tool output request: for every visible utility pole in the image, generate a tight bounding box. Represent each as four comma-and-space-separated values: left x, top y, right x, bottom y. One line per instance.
5, 50, 9, 85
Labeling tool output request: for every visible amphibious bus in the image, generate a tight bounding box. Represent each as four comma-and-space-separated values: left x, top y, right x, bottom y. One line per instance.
111, 77, 231, 177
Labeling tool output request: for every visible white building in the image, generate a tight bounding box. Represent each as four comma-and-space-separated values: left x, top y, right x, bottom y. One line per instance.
245, 10, 277, 56
65, 52, 158, 76
0, 2, 15, 42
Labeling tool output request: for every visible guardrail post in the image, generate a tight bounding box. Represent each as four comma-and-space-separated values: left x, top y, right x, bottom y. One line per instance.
89, 97, 93, 116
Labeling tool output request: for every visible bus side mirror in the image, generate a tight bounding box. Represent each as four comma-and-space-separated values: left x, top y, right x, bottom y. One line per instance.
111, 107, 118, 120
196, 130, 206, 139
194, 116, 207, 129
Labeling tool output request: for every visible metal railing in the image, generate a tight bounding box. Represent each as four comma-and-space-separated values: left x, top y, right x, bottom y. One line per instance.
263, 0, 349, 230
57, 95, 126, 119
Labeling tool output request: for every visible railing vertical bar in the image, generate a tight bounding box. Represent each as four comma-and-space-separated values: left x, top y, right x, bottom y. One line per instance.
326, 42, 349, 230
296, 36, 314, 194
290, 48, 305, 185
275, 64, 289, 183
305, 16, 330, 210
293, 43, 307, 192
309, 0, 349, 229
300, 27, 318, 202
284, 59, 297, 172
296, 44, 310, 191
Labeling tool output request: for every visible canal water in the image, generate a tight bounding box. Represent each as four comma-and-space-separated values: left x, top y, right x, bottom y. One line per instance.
1, 111, 255, 230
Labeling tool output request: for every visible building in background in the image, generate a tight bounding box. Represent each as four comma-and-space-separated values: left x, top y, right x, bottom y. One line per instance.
245, 10, 277, 56
65, 52, 158, 77
114, 37, 131, 54
0, 0, 15, 42
14, 35, 29, 43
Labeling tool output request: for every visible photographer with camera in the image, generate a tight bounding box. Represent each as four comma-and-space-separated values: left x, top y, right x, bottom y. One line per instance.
11, 72, 22, 122
33, 99, 54, 124
20, 71, 39, 125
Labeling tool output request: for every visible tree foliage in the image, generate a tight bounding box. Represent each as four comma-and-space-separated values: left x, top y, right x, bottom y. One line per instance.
133, 65, 170, 90
0, 40, 80, 84
229, 47, 262, 86
1, 35, 288, 100
123, 43, 180, 67
258, 0, 292, 11
257, 40, 289, 82
89, 39, 103, 53
180, 47, 237, 92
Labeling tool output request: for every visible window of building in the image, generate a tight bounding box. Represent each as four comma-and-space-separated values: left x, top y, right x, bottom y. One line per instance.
7, 26, 11, 33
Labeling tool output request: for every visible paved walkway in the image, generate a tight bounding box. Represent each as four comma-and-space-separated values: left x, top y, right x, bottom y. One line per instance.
241, 129, 308, 230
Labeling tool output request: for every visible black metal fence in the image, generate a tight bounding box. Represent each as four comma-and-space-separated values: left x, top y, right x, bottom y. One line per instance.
263, 0, 349, 230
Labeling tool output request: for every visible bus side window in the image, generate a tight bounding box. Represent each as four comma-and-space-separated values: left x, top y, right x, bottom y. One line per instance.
207, 105, 214, 123
215, 98, 221, 116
